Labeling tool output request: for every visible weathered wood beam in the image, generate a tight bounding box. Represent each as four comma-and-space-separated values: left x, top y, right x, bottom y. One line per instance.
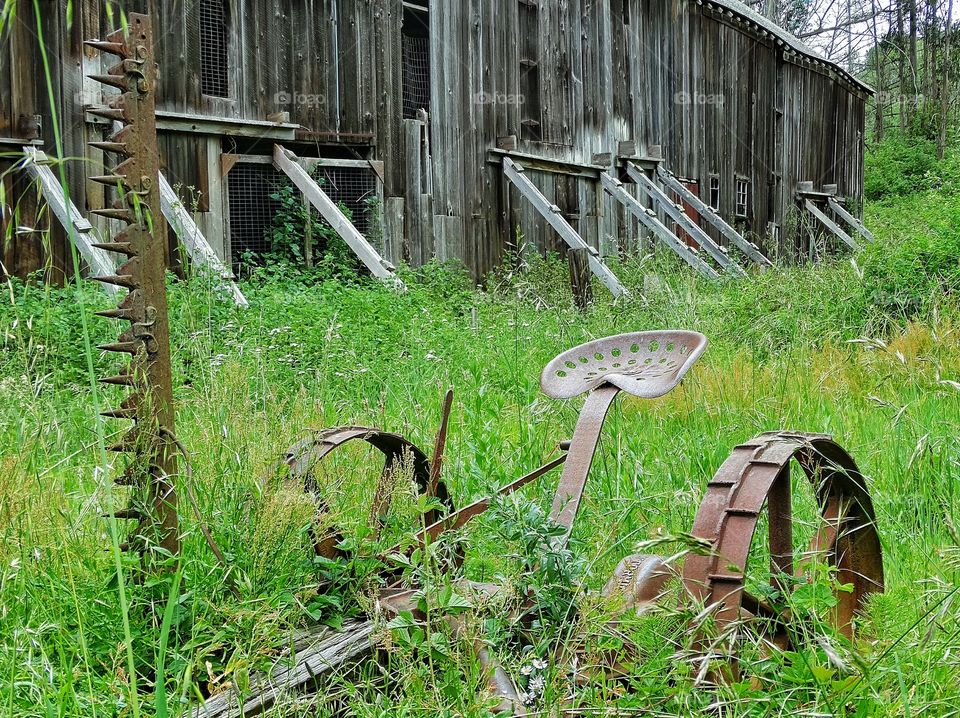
273, 145, 403, 287
158, 173, 248, 308
601, 173, 719, 280
488, 149, 605, 179
1, 137, 43, 148
192, 620, 375, 718
655, 165, 772, 267
502, 157, 628, 298
827, 196, 874, 244
85, 109, 298, 140
804, 199, 858, 250
20, 147, 118, 292
625, 162, 746, 278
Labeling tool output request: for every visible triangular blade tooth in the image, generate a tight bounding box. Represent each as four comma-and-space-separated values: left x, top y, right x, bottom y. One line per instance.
95, 307, 136, 321
91, 207, 133, 222
104, 507, 142, 520
90, 242, 136, 256
99, 374, 135, 386
89, 174, 127, 188
97, 340, 141, 355
105, 28, 127, 45
83, 39, 127, 57
115, 257, 138, 275
101, 406, 138, 420
110, 124, 134, 145
113, 158, 139, 178
107, 436, 138, 452
90, 274, 137, 290
88, 73, 128, 91
88, 106, 127, 123
89, 141, 129, 155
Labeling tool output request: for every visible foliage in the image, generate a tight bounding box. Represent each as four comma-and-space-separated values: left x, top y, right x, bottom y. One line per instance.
864, 134, 941, 200
861, 192, 960, 318
239, 174, 364, 284
3, 157, 960, 714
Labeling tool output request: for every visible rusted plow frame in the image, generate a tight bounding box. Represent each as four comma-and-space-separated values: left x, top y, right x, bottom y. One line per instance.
257, 330, 884, 714
85, 15, 179, 559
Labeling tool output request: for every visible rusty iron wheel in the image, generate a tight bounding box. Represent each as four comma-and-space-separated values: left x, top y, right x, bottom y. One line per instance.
285, 426, 455, 558
682, 431, 884, 651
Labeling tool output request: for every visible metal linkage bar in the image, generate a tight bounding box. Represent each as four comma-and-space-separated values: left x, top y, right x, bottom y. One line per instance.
625, 162, 746, 278
502, 157, 628, 298
272, 145, 403, 288
158, 173, 248, 307
20, 147, 118, 291
804, 199, 858, 250
601, 173, 719, 280
655, 164, 772, 267
827, 196, 874, 244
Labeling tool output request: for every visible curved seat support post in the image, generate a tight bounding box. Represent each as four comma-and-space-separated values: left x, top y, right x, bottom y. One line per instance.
542, 331, 708, 544
549, 384, 620, 539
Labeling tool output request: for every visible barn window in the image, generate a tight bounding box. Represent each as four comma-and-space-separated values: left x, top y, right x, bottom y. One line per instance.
735, 177, 750, 217
228, 161, 378, 267
708, 175, 720, 211
200, 0, 229, 97
402, 3, 431, 119
518, 0, 542, 141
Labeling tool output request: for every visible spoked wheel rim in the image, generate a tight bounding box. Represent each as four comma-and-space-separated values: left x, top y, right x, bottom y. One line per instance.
285, 426, 455, 557
682, 432, 884, 650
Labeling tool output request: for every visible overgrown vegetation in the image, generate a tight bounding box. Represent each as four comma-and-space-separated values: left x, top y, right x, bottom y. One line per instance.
3, 170, 960, 714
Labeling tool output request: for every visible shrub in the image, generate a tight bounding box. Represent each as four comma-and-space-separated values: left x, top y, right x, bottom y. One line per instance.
861, 193, 960, 317
864, 135, 939, 201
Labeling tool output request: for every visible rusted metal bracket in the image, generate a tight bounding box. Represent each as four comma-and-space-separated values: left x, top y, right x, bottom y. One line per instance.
85, 14, 179, 559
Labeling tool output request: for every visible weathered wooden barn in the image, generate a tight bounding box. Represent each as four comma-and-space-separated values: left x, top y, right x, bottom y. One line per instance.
0, 0, 872, 287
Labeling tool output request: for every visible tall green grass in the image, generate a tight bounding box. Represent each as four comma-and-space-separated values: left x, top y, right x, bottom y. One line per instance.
2, 213, 960, 714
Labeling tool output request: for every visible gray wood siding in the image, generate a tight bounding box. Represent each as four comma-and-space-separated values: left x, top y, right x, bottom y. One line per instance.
1, 0, 869, 281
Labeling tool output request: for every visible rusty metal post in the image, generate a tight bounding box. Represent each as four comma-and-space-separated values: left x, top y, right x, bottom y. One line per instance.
86, 14, 179, 561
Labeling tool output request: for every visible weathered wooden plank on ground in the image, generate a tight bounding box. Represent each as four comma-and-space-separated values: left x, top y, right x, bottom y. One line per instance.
192, 620, 376, 718
827, 196, 874, 244
601, 172, 719, 280
158, 173, 248, 308
502, 157, 627, 298
273, 145, 403, 287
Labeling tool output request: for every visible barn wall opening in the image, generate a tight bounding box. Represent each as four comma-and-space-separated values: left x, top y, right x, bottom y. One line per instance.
402, 3, 430, 119
708, 175, 720, 211
226, 153, 380, 268
200, 0, 230, 97
518, 0, 542, 142
735, 177, 750, 218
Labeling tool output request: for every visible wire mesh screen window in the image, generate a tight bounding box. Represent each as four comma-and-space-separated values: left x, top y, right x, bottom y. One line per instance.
402, 35, 431, 119
228, 163, 378, 266
200, 0, 229, 97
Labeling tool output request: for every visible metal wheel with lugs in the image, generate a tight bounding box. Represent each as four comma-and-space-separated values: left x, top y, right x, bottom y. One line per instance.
682, 432, 884, 649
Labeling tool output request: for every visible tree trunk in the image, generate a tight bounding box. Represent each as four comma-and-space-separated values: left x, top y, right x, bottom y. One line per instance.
940, 0, 955, 158
899, 1, 908, 130
871, 0, 886, 141
909, 0, 919, 122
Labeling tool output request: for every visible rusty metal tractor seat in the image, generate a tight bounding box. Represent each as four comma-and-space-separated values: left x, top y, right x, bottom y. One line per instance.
540, 330, 709, 400
540, 331, 708, 544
